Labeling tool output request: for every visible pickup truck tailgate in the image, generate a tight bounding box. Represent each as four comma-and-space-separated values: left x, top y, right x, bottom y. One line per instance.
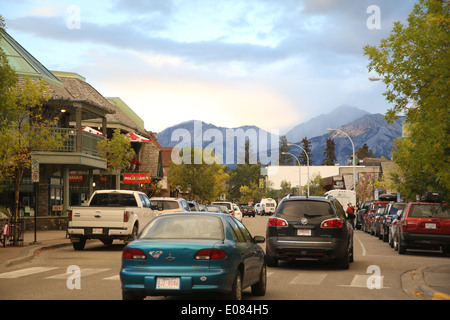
70, 207, 126, 228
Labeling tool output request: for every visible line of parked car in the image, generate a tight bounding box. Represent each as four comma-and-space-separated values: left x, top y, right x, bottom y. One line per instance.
355, 191, 449, 255
148, 197, 251, 221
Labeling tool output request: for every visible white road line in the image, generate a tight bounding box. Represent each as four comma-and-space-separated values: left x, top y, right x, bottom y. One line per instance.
337, 275, 389, 289
289, 273, 328, 285
103, 275, 120, 281
0, 267, 60, 279
355, 233, 367, 256
45, 268, 110, 279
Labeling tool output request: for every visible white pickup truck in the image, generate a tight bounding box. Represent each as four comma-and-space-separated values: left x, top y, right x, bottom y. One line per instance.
68, 190, 157, 250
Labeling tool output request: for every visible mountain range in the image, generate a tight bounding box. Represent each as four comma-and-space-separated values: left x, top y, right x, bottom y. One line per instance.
157, 106, 405, 167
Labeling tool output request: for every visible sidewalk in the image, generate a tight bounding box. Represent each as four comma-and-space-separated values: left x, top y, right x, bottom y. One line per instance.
0, 230, 71, 268
0, 230, 449, 300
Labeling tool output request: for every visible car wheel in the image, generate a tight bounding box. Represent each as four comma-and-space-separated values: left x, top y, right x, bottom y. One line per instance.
226, 270, 242, 300
122, 290, 144, 300
251, 263, 267, 296
124, 225, 138, 244
393, 233, 399, 251
336, 249, 350, 270
349, 242, 354, 263
398, 239, 407, 254
72, 237, 86, 250
266, 253, 278, 267
389, 232, 394, 248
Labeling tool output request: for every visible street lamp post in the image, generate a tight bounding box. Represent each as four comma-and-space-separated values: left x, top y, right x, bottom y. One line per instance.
327, 128, 356, 192
282, 152, 302, 196
287, 143, 310, 197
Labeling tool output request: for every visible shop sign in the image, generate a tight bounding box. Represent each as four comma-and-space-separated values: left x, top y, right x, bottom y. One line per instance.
69, 174, 85, 183
123, 173, 151, 184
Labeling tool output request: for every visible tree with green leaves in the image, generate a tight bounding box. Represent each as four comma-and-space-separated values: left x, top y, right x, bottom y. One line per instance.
322, 138, 337, 165
0, 17, 19, 128
0, 76, 65, 223
364, 0, 449, 202
356, 143, 374, 161
97, 128, 136, 189
279, 135, 292, 165
168, 147, 229, 202
300, 137, 313, 165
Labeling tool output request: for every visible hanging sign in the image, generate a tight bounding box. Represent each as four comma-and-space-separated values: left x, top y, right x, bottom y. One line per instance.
31, 159, 39, 182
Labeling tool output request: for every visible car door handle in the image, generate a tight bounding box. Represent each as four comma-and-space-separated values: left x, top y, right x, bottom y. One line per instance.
94, 215, 101, 218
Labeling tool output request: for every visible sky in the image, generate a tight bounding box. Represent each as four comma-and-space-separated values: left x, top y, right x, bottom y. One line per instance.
2, 0, 417, 134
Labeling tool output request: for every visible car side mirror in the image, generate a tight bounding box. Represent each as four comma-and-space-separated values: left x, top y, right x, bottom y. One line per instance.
253, 236, 265, 243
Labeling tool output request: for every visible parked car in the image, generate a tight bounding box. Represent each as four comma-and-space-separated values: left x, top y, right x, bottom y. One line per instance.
205, 205, 223, 213
233, 204, 243, 221
211, 201, 242, 221
120, 212, 267, 300
150, 197, 190, 214
68, 190, 157, 250
381, 202, 407, 242
266, 195, 354, 269
389, 209, 403, 250
187, 201, 199, 212
356, 200, 373, 230
364, 200, 390, 234
395, 192, 449, 254
373, 207, 386, 238
241, 205, 256, 217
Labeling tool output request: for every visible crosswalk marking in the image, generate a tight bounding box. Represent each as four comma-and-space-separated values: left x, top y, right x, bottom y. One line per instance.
337, 275, 389, 289
289, 273, 328, 285
0, 267, 60, 279
45, 268, 110, 279
0, 267, 391, 289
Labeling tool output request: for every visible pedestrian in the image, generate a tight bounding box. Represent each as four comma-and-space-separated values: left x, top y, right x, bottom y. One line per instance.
346, 203, 356, 221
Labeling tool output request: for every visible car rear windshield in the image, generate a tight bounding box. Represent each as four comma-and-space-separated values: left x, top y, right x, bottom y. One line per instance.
277, 200, 335, 218
151, 200, 180, 210
409, 204, 449, 219
89, 193, 137, 207
212, 202, 231, 210
140, 215, 224, 240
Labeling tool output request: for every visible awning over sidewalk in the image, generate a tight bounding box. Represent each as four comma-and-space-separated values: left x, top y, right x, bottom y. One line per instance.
83, 126, 103, 135
126, 132, 150, 143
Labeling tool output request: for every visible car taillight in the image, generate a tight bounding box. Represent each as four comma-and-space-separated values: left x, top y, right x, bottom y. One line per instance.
195, 249, 227, 260
402, 220, 416, 231
68, 210, 72, 221
123, 248, 146, 260
124, 211, 131, 222
269, 217, 288, 227
321, 218, 343, 228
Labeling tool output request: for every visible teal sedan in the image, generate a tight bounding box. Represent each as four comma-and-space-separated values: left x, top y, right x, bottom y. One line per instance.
120, 212, 266, 300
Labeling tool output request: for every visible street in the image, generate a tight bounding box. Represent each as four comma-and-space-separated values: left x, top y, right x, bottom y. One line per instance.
0, 215, 448, 300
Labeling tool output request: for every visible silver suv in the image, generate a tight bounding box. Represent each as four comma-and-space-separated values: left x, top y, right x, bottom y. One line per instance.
150, 197, 190, 214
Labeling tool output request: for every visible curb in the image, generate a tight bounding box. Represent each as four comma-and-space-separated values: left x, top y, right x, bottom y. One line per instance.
402, 266, 450, 300
0, 242, 72, 268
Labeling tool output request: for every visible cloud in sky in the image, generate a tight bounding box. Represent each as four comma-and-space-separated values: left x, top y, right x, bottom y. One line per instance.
2, 0, 417, 133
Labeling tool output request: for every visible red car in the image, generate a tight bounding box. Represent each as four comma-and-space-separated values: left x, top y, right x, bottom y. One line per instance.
396, 192, 449, 254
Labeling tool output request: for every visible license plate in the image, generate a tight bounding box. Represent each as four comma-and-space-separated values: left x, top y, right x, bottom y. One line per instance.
92, 228, 103, 234
297, 229, 311, 236
156, 277, 180, 290
425, 223, 436, 229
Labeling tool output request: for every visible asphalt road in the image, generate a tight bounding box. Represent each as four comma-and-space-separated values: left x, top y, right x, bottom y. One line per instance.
0, 215, 448, 300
